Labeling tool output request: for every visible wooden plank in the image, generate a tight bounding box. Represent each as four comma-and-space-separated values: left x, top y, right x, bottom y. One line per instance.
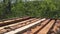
37, 20, 55, 34
0, 18, 38, 34
0, 17, 31, 27
23, 19, 50, 34
0, 18, 36, 29
51, 20, 60, 34
4, 18, 46, 34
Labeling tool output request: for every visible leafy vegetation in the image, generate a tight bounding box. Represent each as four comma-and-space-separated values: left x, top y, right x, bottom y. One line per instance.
0, 0, 60, 19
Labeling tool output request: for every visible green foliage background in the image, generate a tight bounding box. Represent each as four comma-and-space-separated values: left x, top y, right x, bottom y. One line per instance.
0, 0, 60, 19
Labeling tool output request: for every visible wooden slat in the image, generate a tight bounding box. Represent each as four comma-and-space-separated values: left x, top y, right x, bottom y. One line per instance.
0, 17, 31, 27
31, 19, 50, 34
4, 18, 46, 34
0, 18, 38, 34
23, 19, 50, 34
51, 20, 60, 34
0, 18, 36, 29
37, 20, 55, 34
